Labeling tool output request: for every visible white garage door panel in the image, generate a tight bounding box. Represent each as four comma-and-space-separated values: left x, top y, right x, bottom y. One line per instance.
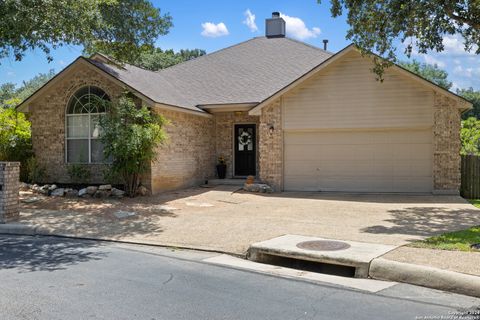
284, 130, 433, 193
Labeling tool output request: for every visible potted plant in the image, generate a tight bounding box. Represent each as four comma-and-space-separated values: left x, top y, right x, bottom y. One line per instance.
216, 156, 227, 179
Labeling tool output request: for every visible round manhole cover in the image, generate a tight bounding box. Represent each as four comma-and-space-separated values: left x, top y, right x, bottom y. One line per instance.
296, 240, 351, 251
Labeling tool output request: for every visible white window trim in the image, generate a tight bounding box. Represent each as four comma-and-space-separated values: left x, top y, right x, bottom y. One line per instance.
65, 86, 109, 164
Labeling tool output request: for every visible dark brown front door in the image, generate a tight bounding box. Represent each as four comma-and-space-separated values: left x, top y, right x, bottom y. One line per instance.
234, 124, 256, 176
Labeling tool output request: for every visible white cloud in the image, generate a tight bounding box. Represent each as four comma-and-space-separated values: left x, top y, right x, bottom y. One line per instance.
451, 82, 460, 91
423, 55, 446, 68
243, 9, 258, 32
201, 22, 229, 38
452, 65, 480, 78
279, 13, 321, 40
58, 60, 66, 66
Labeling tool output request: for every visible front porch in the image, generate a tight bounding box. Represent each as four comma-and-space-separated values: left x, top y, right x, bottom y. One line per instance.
213, 111, 260, 179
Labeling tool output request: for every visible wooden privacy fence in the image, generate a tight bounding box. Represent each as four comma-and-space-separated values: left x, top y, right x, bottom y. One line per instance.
461, 155, 480, 199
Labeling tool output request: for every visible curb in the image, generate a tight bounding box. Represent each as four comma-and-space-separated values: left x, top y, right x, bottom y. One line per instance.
369, 257, 480, 298
0, 224, 246, 259
0, 223, 38, 236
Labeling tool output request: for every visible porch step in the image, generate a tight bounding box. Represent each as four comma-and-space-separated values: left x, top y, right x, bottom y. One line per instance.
247, 235, 396, 278
207, 179, 246, 186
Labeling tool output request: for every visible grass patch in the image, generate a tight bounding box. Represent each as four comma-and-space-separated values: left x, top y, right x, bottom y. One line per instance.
409, 226, 480, 251
468, 199, 480, 209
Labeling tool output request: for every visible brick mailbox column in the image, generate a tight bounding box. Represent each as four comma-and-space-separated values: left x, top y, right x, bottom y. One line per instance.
0, 162, 20, 223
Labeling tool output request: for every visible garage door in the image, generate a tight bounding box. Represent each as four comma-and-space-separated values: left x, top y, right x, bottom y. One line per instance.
284, 129, 433, 193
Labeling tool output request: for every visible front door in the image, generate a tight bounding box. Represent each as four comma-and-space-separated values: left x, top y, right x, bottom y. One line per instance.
234, 124, 256, 176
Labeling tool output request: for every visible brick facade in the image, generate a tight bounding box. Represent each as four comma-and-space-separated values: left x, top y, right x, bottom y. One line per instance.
0, 162, 20, 223
258, 99, 283, 191
433, 93, 462, 193
149, 108, 215, 194
214, 112, 259, 178
29, 63, 124, 184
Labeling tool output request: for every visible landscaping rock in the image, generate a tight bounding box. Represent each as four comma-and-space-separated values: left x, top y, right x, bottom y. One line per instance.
51, 188, 65, 197
94, 190, 111, 198
19, 182, 29, 191
78, 188, 89, 197
86, 186, 98, 195
65, 189, 79, 197
21, 197, 40, 204
111, 188, 125, 198
48, 184, 58, 191
38, 185, 50, 195
98, 184, 112, 191
137, 185, 149, 196
152, 205, 179, 212
113, 210, 137, 219
243, 183, 273, 193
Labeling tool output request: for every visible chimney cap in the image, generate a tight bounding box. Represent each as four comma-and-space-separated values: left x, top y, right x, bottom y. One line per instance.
272, 12, 280, 18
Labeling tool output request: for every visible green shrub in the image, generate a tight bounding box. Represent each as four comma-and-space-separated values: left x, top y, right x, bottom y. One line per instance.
98, 95, 167, 196
25, 157, 45, 184
67, 164, 91, 184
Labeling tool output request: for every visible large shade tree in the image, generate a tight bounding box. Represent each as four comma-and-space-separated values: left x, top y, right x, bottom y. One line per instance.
0, 0, 172, 63
319, 0, 480, 74
399, 60, 452, 90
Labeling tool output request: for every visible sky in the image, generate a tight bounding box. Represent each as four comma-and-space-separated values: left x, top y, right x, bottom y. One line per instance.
1, 0, 479, 91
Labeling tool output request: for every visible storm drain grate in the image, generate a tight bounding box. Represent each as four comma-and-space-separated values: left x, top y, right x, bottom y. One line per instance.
296, 240, 351, 251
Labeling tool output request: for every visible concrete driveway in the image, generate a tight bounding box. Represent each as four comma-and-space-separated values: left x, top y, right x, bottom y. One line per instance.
17, 186, 480, 255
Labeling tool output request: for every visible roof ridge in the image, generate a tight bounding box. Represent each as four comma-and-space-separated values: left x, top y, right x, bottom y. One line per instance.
283, 37, 334, 55
154, 37, 263, 74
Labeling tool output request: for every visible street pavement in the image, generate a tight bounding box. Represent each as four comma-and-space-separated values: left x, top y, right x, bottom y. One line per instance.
0, 235, 478, 320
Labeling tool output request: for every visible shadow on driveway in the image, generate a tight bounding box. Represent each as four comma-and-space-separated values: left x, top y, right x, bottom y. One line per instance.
0, 236, 107, 272
361, 207, 480, 237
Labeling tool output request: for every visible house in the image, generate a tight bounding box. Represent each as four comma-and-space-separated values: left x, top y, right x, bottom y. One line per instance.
17, 13, 472, 195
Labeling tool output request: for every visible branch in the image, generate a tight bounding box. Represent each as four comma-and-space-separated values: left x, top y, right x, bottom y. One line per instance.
444, 8, 480, 30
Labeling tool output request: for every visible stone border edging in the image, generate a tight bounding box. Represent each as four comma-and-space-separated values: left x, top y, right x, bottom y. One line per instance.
369, 257, 480, 298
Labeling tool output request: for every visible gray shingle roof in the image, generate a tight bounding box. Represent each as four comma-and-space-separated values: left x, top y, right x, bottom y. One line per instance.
87, 37, 333, 112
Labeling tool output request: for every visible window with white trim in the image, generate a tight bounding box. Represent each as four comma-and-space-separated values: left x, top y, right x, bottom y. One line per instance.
66, 86, 110, 163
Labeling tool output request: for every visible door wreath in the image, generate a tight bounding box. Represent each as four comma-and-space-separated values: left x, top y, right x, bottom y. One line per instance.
238, 131, 253, 146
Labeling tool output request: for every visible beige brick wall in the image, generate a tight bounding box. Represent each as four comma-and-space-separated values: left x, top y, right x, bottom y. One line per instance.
433, 93, 462, 193
149, 108, 215, 194
0, 162, 20, 223
29, 63, 124, 184
258, 100, 283, 190
214, 112, 259, 178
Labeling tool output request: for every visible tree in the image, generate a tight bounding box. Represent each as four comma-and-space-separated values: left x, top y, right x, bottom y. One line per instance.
319, 0, 480, 75
99, 95, 167, 196
461, 117, 480, 156
399, 60, 452, 90
0, 70, 55, 108
458, 88, 480, 119
0, 0, 172, 63
0, 108, 33, 180
134, 48, 206, 71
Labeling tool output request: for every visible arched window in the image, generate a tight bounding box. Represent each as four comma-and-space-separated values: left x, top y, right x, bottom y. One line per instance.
66, 86, 110, 163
